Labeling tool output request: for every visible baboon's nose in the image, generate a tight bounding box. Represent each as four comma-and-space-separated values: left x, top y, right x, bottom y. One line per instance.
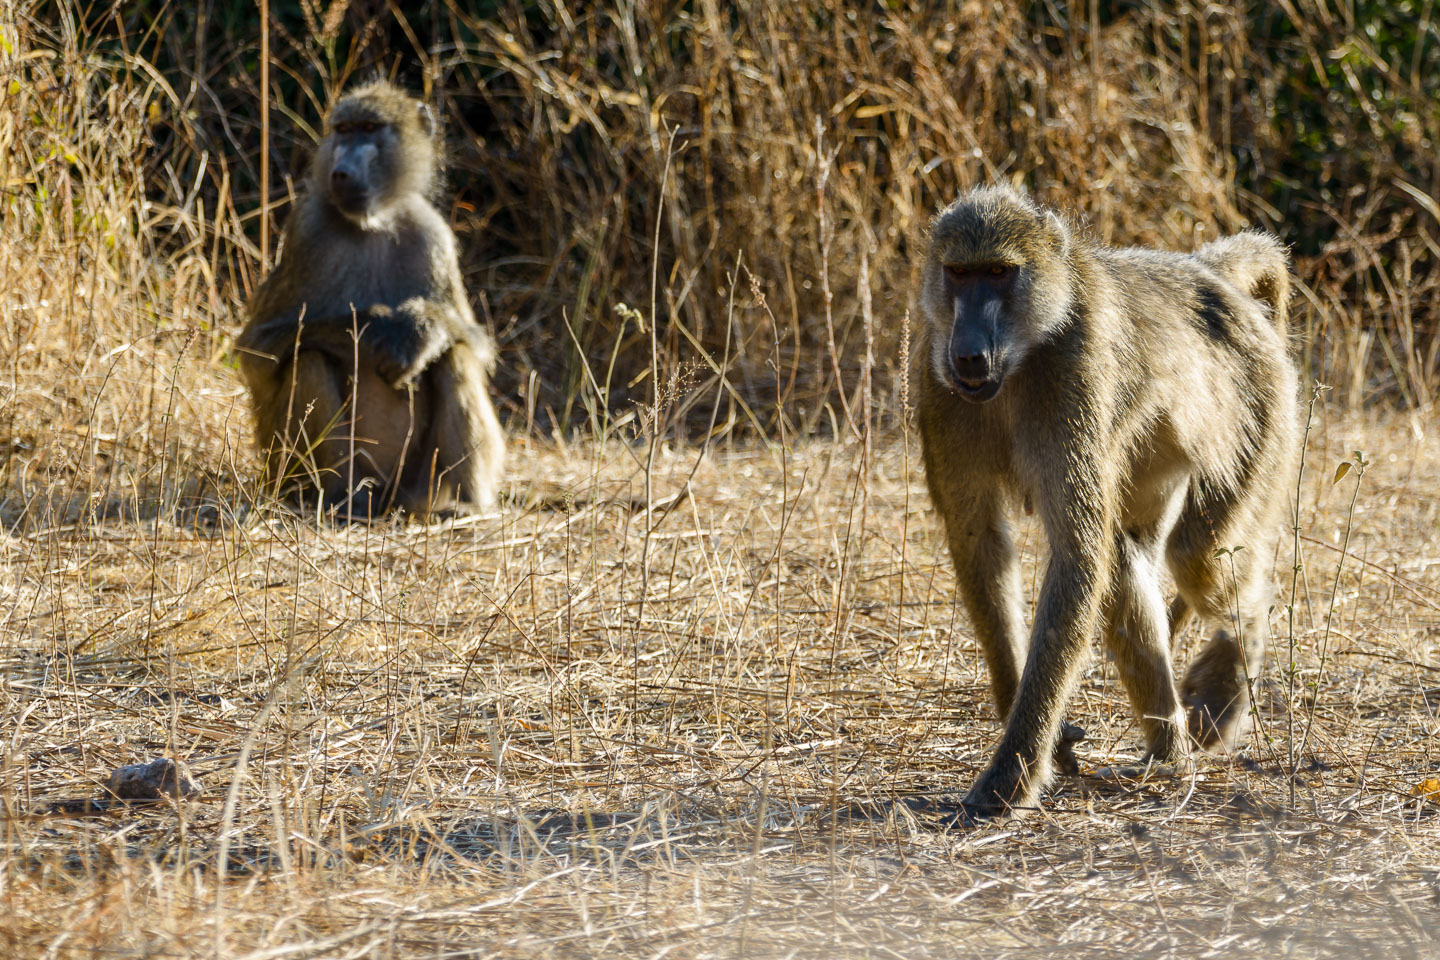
331, 169, 350, 185
949, 352, 991, 384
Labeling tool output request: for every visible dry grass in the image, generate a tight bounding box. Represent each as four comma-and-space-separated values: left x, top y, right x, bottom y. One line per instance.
2, 411, 1438, 958
12, 1, 1436, 422
2, 4, 1440, 959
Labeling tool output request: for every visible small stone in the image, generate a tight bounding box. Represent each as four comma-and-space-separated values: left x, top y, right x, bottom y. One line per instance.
106, 757, 201, 802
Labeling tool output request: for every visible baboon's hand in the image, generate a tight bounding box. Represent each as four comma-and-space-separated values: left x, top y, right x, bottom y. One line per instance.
953, 729, 1081, 822
900, 795, 1004, 828
362, 300, 454, 389
961, 754, 1041, 821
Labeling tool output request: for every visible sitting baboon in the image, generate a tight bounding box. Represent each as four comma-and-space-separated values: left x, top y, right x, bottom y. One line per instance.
916, 185, 1297, 818
236, 80, 504, 519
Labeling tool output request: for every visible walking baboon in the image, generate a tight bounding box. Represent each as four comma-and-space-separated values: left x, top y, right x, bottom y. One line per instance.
917, 185, 1297, 818
236, 81, 504, 519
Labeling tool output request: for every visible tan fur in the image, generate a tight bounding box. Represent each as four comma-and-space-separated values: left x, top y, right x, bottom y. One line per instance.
1195, 231, 1291, 331
916, 186, 1298, 817
236, 81, 504, 519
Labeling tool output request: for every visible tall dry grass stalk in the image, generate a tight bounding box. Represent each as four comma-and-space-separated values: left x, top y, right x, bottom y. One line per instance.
10, 1, 1436, 436
258, 0, 269, 272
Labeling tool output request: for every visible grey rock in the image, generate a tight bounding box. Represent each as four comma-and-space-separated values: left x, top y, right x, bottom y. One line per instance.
106, 757, 201, 802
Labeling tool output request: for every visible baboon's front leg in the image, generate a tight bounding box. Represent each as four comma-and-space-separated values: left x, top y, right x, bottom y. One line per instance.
364, 300, 461, 389
936, 491, 1087, 780
962, 479, 1115, 817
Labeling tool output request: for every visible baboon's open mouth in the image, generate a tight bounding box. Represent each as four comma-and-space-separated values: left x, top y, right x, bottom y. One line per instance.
954, 377, 1002, 402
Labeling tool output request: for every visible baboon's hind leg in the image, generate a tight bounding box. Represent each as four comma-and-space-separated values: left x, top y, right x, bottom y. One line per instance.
405, 341, 505, 514
1168, 500, 1274, 751
343, 359, 428, 520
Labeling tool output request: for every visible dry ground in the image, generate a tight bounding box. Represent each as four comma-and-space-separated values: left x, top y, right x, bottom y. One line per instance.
1, 405, 1437, 959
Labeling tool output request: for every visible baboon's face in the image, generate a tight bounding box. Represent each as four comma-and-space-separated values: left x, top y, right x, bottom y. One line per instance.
931, 260, 1018, 402
921, 189, 1072, 403
317, 91, 435, 227
323, 119, 398, 220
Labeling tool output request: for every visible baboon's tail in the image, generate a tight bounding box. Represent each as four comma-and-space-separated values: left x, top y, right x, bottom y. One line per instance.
1197, 232, 1291, 331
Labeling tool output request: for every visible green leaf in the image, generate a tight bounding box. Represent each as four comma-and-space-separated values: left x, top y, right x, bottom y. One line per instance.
1333, 461, 1352, 484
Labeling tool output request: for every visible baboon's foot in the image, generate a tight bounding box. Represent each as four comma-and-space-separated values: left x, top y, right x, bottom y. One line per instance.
1089, 718, 1190, 779
899, 752, 1061, 825
1052, 721, 1088, 778
1181, 630, 1252, 750
1139, 712, 1190, 767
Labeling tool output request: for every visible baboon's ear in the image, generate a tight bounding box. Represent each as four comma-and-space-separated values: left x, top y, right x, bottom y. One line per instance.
416, 102, 435, 137
1044, 210, 1070, 258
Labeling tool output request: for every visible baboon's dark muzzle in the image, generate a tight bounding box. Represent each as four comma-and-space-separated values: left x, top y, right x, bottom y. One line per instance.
947, 294, 1004, 402
947, 345, 1002, 402
329, 172, 372, 215
949, 351, 992, 384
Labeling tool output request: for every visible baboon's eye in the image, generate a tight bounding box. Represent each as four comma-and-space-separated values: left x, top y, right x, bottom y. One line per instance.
944, 263, 1015, 284
359, 122, 380, 134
